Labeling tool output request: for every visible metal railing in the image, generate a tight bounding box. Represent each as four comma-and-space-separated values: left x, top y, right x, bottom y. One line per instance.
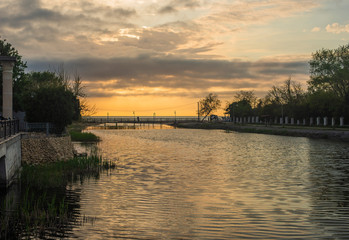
25, 122, 57, 135
0, 120, 20, 139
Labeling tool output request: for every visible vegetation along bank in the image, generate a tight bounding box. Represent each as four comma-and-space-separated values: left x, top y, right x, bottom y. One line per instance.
176, 122, 349, 142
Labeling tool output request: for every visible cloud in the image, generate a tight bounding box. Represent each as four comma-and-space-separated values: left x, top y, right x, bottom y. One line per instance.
326, 23, 349, 34
311, 27, 321, 32
27, 56, 309, 98
157, 0, 201, 14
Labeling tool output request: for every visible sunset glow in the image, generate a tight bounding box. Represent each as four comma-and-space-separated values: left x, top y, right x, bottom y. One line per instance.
1, 0, 348, 116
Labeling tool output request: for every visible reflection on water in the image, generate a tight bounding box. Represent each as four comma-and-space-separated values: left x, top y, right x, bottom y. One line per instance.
86, 122, 175, 130
71, 128, 349, 239
2, 126, 349, 239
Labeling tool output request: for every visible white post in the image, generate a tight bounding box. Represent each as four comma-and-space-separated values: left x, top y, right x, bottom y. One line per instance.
0, 59, 15, 119
324, 117, 328, 126
280, 117, 283, 125
317, 117, 320, 126
256, 116, 259, 123
340, 117, 344, 127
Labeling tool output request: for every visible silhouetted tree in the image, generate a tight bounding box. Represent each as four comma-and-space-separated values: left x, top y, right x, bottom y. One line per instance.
309, 44, 349, 100
199, 93, 221, 121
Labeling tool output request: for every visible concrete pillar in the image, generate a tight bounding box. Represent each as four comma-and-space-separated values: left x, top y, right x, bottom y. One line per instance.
256, 116, 259, 123
291, 118, 294, 125
340, 117, 344, 127
297, 120, 300, 125
324, 117, 328, 126
332, 117, 335, 127
303, 119, 306, 125
280, 117, 283, 125
0, 57, 15, 119
316, 117, 320, 126
285, 116, 289, 125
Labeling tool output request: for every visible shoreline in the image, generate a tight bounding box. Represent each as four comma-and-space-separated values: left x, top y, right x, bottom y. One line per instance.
175, 122, 349, 142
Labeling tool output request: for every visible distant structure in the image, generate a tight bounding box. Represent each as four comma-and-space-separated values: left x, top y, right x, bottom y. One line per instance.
0, 56, 16, 119
0, 56, 21, 188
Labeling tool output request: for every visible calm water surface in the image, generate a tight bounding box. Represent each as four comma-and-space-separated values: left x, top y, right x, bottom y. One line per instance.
69, 126, 349, 239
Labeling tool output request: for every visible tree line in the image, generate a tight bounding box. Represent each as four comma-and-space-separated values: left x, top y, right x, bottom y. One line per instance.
0, 37, 95, 133
200, 43, 349, 124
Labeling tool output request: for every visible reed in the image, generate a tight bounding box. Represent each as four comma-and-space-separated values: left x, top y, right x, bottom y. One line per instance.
0, 155, 116, 239
69, 130, 99, 142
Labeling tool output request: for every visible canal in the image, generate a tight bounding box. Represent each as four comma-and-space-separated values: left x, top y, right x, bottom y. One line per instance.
2, 125, 349, 239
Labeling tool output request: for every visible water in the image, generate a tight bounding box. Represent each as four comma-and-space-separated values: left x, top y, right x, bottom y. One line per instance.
70, 127, 349, 239
3, 126, 349, 239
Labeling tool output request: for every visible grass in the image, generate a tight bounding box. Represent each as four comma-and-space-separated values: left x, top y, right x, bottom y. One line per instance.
0, 155, 116, 239
67, 121, 100, 142
69, 130, 100, 142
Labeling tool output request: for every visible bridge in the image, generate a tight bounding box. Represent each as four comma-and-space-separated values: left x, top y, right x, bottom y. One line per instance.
83, 116, 200, 124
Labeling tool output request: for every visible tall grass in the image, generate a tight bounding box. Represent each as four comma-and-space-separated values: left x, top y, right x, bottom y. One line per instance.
69, 131, 100, 142
0, 155, 116, 239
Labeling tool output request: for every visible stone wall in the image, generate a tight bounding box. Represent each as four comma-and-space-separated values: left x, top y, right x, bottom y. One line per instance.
0, 134, 22, 187
21, 133, 74, 165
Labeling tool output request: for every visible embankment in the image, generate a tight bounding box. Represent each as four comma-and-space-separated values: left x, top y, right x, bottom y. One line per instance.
176, 122, 349, 141
21, 133, 75, 165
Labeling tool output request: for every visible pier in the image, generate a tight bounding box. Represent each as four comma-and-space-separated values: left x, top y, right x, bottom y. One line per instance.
83, 116, 199, 124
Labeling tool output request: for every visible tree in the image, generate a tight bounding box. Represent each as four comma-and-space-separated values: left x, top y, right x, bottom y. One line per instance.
24, 85, 75, 133
233, 90, 257, 108
265, 78, 305, 117
225, 99, 252, 121
199, 93, 221, 121
0, 37, 28, 111
308, 44, 349, 101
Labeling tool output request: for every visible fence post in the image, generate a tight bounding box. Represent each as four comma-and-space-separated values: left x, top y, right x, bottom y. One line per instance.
340, 117, 344, 127
46, 122, 49, 136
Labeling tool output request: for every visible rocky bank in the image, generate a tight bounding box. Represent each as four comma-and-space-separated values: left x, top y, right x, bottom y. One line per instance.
21, 133, 75, 165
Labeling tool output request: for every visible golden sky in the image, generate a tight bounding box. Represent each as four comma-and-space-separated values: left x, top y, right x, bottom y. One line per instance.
1, 0, 349, 116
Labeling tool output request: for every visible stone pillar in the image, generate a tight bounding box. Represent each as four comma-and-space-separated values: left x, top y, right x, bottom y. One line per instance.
340, 117, 344, 127
332, 117, 335, 127
316, 117, 321, 126
0, 57, 15, 119
303, 119, 306, 125
280, 117, 283, 125
297, 120, 300, 125
324, 117, 328, 126
256, 116, 259, 123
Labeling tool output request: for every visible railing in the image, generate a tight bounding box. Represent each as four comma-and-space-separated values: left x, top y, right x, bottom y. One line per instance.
83, 117, 200, 124
25, 122, 57, 135
0, 120, 20, 139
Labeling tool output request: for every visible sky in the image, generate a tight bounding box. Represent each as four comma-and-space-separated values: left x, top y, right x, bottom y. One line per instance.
1, 0, 348, 116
